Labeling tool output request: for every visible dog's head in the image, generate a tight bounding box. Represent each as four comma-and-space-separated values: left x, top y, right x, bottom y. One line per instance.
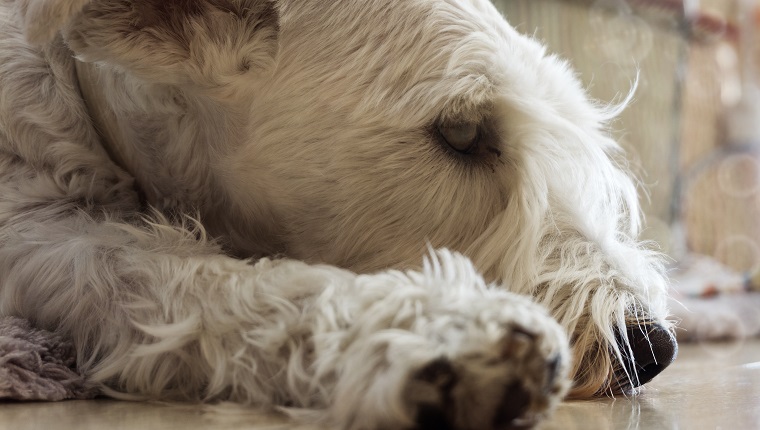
20, 0, 676, 397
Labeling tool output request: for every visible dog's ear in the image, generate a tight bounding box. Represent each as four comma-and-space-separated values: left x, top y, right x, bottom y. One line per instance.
33, 0, 280, 89
17, 0, 93, 45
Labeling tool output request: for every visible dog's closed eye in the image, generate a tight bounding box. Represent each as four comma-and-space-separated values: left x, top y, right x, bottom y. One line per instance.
437, 121, 481, 154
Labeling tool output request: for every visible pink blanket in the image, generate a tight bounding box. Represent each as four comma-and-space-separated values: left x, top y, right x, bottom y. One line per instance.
0, 317, 96, 401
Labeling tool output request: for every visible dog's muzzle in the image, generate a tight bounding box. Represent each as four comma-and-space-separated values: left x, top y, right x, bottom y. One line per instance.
615, 323, 678, 392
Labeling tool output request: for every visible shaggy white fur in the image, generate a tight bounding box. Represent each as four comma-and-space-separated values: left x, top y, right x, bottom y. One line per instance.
0, 0, 676, 428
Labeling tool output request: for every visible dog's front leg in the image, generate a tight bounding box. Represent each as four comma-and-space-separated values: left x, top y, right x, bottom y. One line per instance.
0, 206, 569, 428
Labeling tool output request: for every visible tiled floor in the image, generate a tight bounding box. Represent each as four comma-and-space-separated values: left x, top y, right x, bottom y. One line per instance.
541, 339, 760, 430
2, 340, 759, 430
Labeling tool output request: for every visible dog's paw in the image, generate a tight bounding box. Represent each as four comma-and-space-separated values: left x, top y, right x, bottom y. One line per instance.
323, 253, 570, 430
334, 295, 569, 429
403, 321, 568, 430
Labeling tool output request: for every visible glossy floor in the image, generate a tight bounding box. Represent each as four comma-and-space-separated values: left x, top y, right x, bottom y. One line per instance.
2, 340, 759, 430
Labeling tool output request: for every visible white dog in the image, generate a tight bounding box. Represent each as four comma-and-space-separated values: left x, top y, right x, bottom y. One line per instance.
0, 0, 677, 428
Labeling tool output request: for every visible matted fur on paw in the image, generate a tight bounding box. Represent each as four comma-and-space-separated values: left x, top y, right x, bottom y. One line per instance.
405, 325, 566, 430
318, 252, 570, 430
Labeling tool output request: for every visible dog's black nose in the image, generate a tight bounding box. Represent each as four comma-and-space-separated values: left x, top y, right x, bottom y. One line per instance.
617, 323, 678, 389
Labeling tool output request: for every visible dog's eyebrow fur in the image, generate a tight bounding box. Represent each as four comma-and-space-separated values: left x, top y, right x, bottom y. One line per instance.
438, 95, 496, 127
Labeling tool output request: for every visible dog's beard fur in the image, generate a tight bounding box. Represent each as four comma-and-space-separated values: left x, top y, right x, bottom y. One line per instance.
0, 0, 673, 424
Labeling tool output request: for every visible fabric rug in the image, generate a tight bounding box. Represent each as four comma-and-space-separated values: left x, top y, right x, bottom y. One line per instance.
0, 316, 96, 401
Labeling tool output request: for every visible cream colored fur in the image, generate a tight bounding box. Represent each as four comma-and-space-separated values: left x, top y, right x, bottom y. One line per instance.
0, 0, 672, 428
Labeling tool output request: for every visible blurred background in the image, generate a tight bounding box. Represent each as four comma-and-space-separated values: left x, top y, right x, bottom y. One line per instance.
491, 0, 760, 341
